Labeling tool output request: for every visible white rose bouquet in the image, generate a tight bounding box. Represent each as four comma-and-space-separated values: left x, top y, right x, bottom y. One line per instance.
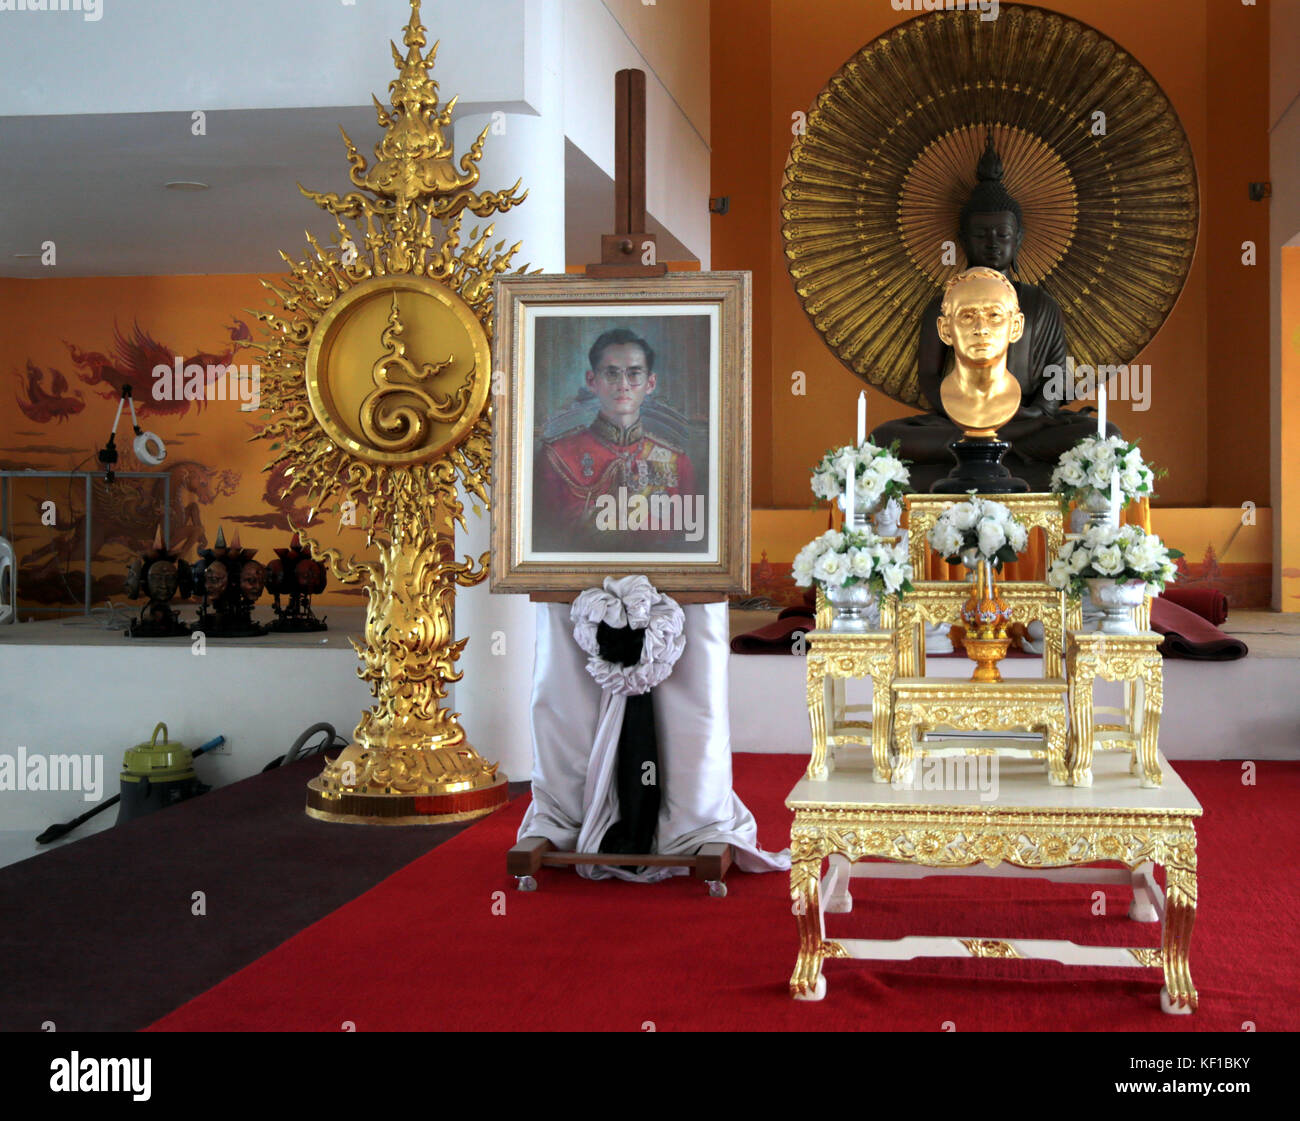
810, 440, 911, 512
1050, 435, 1159, 509
926, 494, 1029, 571
1046, 524, 1182, 599
792, 527, 914, 598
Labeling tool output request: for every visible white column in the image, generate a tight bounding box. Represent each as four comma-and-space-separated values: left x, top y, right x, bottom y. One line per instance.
452, 0, 564, 781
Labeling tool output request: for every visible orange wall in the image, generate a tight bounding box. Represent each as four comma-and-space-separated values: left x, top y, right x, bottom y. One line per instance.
1282, 246, 1300, 609
711, 0, 773, 505
712, 0, 1271, 510
1205, 0, 1271, 507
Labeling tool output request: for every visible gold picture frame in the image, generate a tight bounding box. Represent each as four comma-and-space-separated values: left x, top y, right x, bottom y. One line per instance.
491, 271, 751, 593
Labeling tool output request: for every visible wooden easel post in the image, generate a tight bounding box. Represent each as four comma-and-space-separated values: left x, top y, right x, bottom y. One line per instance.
585, 69, 669, 279
508, 69, 732, 894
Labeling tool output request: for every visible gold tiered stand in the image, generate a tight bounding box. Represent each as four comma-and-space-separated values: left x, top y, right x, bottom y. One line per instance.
791, 493, 1198, 1012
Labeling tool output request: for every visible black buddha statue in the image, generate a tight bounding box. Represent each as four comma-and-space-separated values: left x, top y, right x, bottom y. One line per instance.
871, 137, 1120, 492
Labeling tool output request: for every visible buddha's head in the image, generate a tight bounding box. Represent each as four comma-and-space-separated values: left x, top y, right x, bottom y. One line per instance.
937, 267, 1024, 369
959, 137, 1023, 274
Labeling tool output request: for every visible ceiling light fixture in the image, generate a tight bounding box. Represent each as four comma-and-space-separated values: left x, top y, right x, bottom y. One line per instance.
164, 180, 210, 191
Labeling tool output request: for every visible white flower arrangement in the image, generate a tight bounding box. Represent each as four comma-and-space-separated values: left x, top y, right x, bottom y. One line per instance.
926, 494, 1029, 570
1046, 524, 1182, 599
792, 527, 913, 597
810, 440, 910, 512
1050, 435, 1159, 508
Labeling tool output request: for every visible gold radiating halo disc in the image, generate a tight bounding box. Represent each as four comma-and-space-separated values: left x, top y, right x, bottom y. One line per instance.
305, 274, 492, 466
782, 2, 1199, 407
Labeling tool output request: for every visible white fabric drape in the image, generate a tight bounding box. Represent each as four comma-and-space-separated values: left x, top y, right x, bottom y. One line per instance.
519, 599, 790, 882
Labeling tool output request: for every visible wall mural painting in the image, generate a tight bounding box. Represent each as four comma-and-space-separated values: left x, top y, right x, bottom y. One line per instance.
2, 307, 365, 617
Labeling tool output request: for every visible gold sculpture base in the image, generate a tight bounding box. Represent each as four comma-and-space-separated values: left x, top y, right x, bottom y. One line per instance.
306, 772, 508, 825
963, 632, 1011, 683
305, 739, 509, 825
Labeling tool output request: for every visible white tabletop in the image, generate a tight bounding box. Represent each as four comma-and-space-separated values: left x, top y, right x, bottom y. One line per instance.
787, 749, 1202, 817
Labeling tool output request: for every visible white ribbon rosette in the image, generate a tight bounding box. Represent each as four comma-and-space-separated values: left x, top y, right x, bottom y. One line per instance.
570, 575, 686, 696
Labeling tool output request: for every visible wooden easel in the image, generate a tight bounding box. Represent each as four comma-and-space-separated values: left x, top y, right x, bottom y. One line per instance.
507, 69, 733, 895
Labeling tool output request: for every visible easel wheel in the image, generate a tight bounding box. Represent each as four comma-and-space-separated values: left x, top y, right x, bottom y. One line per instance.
516, 875, 538, 892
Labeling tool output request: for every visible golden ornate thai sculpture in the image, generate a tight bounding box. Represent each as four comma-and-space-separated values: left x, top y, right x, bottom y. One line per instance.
254, 0, 529, 824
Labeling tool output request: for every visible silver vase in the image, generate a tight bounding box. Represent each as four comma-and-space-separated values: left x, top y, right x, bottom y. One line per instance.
1078, 488, 1119, 531
836, 492, 872, 532
825, 582, 879, 632
1086, 577, 1147, 635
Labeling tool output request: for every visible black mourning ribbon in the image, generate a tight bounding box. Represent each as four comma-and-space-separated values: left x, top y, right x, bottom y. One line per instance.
595, 620, 661, 855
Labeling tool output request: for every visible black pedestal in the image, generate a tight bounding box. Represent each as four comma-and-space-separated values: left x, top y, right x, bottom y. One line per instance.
931, 437, 1031, 494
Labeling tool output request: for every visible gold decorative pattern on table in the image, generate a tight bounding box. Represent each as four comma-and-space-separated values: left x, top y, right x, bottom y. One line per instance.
962, 939, 1023, 959
895, 581, 1067, 678
892, 678, 1070, 785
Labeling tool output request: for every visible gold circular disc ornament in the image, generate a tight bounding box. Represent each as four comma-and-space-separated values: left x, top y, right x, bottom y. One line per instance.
782, 2, 1199, 406
305, 274, 492, 465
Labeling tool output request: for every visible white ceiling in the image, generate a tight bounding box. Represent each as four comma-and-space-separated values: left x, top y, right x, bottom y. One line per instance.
0, 110, 695, 279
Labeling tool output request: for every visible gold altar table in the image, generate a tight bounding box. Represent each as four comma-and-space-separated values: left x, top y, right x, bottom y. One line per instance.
785, 750, 1201, 1014
892, 676, 1071, 785
1067, 631, 1164, 788
805, 629, 895, 782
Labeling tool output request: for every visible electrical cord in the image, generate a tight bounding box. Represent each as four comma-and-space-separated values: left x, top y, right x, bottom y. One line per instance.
262, 722, 346, 772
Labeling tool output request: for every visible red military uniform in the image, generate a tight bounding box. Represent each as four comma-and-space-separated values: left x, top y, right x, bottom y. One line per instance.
533, 414, 698, 551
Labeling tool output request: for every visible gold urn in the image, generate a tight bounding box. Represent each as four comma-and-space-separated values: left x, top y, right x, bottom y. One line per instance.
961, 558, 1013, 683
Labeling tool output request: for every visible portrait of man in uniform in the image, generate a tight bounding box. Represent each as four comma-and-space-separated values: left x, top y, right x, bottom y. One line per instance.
491, 272, 749, 594
528, 316, 712, 556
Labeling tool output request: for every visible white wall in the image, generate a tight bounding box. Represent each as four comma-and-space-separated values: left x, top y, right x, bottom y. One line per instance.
0, 641, 372, 835
561, 0, 711, 264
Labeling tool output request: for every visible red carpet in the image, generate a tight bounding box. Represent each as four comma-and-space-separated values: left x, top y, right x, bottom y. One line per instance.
148, 756, 1300, 1031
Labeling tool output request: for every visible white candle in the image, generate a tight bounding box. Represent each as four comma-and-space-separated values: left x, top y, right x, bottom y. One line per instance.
857, 391, 866, 446
844, 452, 856, 528
1097, 377, 1107, 437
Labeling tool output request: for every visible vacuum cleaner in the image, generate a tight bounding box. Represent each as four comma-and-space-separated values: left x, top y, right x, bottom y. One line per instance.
36, 722, 342, 844
36, 724, 223, 844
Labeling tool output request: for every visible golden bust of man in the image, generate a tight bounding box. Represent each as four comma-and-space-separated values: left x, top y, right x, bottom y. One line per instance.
936, 266, 1025, 439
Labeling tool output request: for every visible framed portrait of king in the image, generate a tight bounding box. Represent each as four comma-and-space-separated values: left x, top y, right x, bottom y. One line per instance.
490, 272, 750, 593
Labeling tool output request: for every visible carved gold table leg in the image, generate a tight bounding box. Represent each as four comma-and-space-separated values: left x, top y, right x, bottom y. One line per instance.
1160, 849, 1198, 1014
1044, 713, 1069, 786
892, 702, 915, 784
868, 649, 894, 783
1137, 662, 1164, 788
806, 651, 829, 781
790, 848, 829, 1000
1068, 652, 1097, 787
